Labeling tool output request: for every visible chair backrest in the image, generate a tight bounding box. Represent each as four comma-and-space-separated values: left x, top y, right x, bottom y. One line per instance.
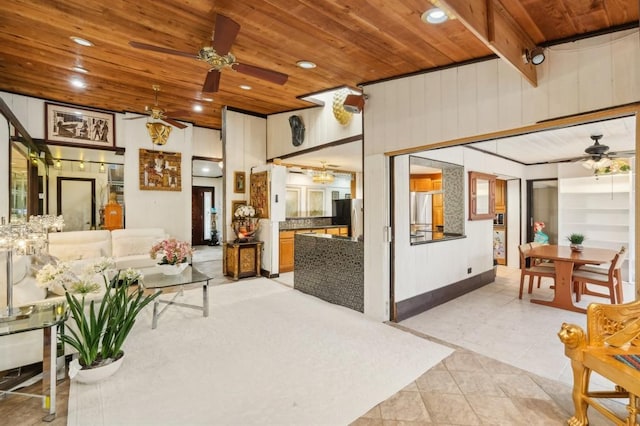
612, 246, 627, 271
518, 243, 531, 269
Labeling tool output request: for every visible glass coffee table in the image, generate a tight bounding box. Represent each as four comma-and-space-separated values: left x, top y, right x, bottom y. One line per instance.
0, 303, 66, 421
139, 265, 212, 329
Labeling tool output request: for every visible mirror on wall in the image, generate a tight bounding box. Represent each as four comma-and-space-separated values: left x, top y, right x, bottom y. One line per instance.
468, 171, 496, 220
409, 156, 465, 244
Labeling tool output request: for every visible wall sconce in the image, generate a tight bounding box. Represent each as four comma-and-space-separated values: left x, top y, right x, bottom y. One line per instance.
523, 47, 546, 65
79, 161, 85, 170
99, 163, 106, 173
55, 159, 62, 169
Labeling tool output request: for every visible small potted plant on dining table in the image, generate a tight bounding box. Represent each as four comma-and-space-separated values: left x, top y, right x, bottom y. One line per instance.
567, 233, 585, 252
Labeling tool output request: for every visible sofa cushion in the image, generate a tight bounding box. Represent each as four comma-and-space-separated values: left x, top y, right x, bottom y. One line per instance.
111, 228, 167, 258
48, 230, 112, 261
115, 254, 158, 270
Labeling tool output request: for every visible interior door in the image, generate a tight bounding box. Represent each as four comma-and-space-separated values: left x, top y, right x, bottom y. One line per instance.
526, 179, 558, 244
57, 177, 96, 231
192, 186, 214, 246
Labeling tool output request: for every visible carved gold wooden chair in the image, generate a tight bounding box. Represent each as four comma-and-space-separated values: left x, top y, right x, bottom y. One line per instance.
558, 299, 640, 426
518, 243, 555, 299
573, 246, 626, 304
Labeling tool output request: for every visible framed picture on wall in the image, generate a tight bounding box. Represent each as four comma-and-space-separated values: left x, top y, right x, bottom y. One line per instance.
249, 171, 270, 218
139, 149, 182, 191
45, 102, 115, 148
231, 200, 246, 216
307, 189, 325, 216
234, 171, 246, 193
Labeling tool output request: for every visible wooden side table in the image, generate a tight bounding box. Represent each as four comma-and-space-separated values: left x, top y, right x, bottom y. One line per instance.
223, 241, 263, 280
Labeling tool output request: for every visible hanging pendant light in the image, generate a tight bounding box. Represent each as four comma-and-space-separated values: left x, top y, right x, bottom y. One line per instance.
312, 161, 335, 184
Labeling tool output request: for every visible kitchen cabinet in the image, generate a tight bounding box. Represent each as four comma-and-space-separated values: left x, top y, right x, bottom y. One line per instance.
495, 179, 506, 211
432, 179, 443, 229
410, 175, 432, 192
279, 227, 348, 273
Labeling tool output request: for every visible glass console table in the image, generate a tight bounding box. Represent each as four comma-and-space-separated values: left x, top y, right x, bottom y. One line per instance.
0, 303, 66, 421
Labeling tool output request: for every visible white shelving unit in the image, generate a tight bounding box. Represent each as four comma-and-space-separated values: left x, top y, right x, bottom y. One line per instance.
558, 167, 634, 283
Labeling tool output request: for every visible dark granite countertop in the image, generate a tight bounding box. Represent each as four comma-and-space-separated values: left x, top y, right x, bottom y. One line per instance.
280, 224, 346, 231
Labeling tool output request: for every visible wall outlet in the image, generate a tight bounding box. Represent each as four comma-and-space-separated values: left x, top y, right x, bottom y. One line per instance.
467, 267, 472, 274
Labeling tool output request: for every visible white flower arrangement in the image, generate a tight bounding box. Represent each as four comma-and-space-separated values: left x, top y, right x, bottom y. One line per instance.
82, 256, 116, 276
35, 262, 75, 291
118, 268, 143, 283
234, 205, 256, 219
36, 257, 121, 295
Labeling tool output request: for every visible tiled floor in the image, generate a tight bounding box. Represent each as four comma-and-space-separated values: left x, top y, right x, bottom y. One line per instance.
2, 256, 634, 425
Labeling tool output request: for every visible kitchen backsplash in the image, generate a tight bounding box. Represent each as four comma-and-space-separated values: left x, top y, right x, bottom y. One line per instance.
280, 217, 333, 230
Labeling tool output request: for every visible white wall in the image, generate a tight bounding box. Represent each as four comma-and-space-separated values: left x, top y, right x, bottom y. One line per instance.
363, 29, 640, 320
0, 112, 9, 221
266, 90, 363, 159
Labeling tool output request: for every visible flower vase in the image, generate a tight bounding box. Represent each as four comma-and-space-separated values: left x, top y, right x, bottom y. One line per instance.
157, 262, 188, 275
69, 354, 125, 384
570, 244, 583, 252
232, 217, 260, 242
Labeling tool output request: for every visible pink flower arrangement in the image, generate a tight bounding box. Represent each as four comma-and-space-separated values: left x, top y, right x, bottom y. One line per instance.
150, 239, 193, 265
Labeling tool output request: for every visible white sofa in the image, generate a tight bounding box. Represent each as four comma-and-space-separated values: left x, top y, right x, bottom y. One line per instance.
0, 228, 168, 372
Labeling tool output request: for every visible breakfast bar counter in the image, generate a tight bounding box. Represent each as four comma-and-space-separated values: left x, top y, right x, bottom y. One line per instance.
294, 233, 364, 312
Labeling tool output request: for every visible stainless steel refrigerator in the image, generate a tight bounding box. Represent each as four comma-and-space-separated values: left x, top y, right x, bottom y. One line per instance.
332, 198, 364, 238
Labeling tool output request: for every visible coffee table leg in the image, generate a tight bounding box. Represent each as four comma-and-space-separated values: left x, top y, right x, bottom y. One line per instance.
42, 324, 56, 421
152, 298, 159, 329
203, 281, 209, 318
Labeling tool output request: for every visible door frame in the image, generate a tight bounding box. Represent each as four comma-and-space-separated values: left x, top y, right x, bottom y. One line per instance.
191, 185, 215, 245
56, 177, 96, 229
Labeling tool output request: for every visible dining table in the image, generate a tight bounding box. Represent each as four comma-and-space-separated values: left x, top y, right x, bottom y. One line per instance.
528, 244, 618, 313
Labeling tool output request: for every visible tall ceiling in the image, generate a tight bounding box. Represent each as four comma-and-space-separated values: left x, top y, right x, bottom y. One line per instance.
1, 1, 637, 130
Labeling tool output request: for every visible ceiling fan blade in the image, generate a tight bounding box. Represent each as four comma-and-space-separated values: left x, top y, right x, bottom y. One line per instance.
129, 41, 196, 59
162, 118, 187, 129
212, 14, 240, 56
233, 63, 288, 85
203, 70, 222, 92
164, 110, 190, 117
123, 115, 148, 121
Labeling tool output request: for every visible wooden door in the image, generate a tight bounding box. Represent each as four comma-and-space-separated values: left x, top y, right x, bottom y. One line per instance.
192, 186, 214, 246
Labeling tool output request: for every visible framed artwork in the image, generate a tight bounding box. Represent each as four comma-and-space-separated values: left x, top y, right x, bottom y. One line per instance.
234, 171, 246, 193
307, 189, 325, 216
45, 102, 115, 148
249, 171, 269, 218
139, 149, 182, 191
231, 200, 246, 216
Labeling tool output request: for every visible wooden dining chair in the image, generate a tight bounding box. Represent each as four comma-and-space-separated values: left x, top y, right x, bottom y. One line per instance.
573, 246, 626, 304
518, 243, 556, 299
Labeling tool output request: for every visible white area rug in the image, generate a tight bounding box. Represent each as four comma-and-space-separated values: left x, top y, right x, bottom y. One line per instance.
68, 278, 453, 425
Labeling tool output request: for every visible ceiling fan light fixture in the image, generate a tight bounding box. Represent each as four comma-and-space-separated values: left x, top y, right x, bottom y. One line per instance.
312, 161, 335, 184
524, 47, 546, 65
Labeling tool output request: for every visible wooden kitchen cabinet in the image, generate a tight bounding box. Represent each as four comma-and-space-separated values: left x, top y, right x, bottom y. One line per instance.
410, 175, 432, 192
495, 179, 506, 211
279, 231, 295, 273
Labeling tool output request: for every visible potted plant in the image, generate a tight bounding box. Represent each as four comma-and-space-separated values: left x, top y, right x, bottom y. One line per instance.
150, 238, 193, 275
37, 260, 158, 383
567, 233, 585, 252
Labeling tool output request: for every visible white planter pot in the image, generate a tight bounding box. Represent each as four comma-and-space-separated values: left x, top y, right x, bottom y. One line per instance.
157, 262, 188, 275
69, 354, 124, 384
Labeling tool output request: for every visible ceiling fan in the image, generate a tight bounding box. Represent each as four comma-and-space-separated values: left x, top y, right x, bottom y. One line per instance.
577, 134, 633, 171
124, 85, 188, 129
129, 14, 288, 93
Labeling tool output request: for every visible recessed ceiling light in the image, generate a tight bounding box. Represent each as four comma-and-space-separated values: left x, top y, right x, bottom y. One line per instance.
202, 167, 210, 172
193, 104, 203, 112
201, 97, 214, 102
297, 60, 316, 69
239, 84, 252, 90
421, 7, 448, 24
72, 66, 88, 73
70, 78, 86, 88
70, 36, 94, 47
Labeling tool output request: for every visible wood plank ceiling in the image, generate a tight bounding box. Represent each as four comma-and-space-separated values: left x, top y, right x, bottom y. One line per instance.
0, 0, 637, 130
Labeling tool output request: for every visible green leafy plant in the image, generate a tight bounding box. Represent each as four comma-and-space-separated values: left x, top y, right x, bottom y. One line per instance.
61, 272, 159, 368
567, 233, 585, 244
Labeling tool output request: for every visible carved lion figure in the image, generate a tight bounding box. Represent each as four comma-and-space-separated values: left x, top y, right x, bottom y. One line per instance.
558, 322, 586, 349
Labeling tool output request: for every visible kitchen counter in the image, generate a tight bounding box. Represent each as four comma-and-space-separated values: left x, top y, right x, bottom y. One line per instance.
294, 233, 363, 312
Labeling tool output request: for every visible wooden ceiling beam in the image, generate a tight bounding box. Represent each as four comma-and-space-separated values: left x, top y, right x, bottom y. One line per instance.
439, 0, 539, 87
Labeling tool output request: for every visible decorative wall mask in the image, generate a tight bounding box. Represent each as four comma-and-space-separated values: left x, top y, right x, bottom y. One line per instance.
289, 115, 305, 146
